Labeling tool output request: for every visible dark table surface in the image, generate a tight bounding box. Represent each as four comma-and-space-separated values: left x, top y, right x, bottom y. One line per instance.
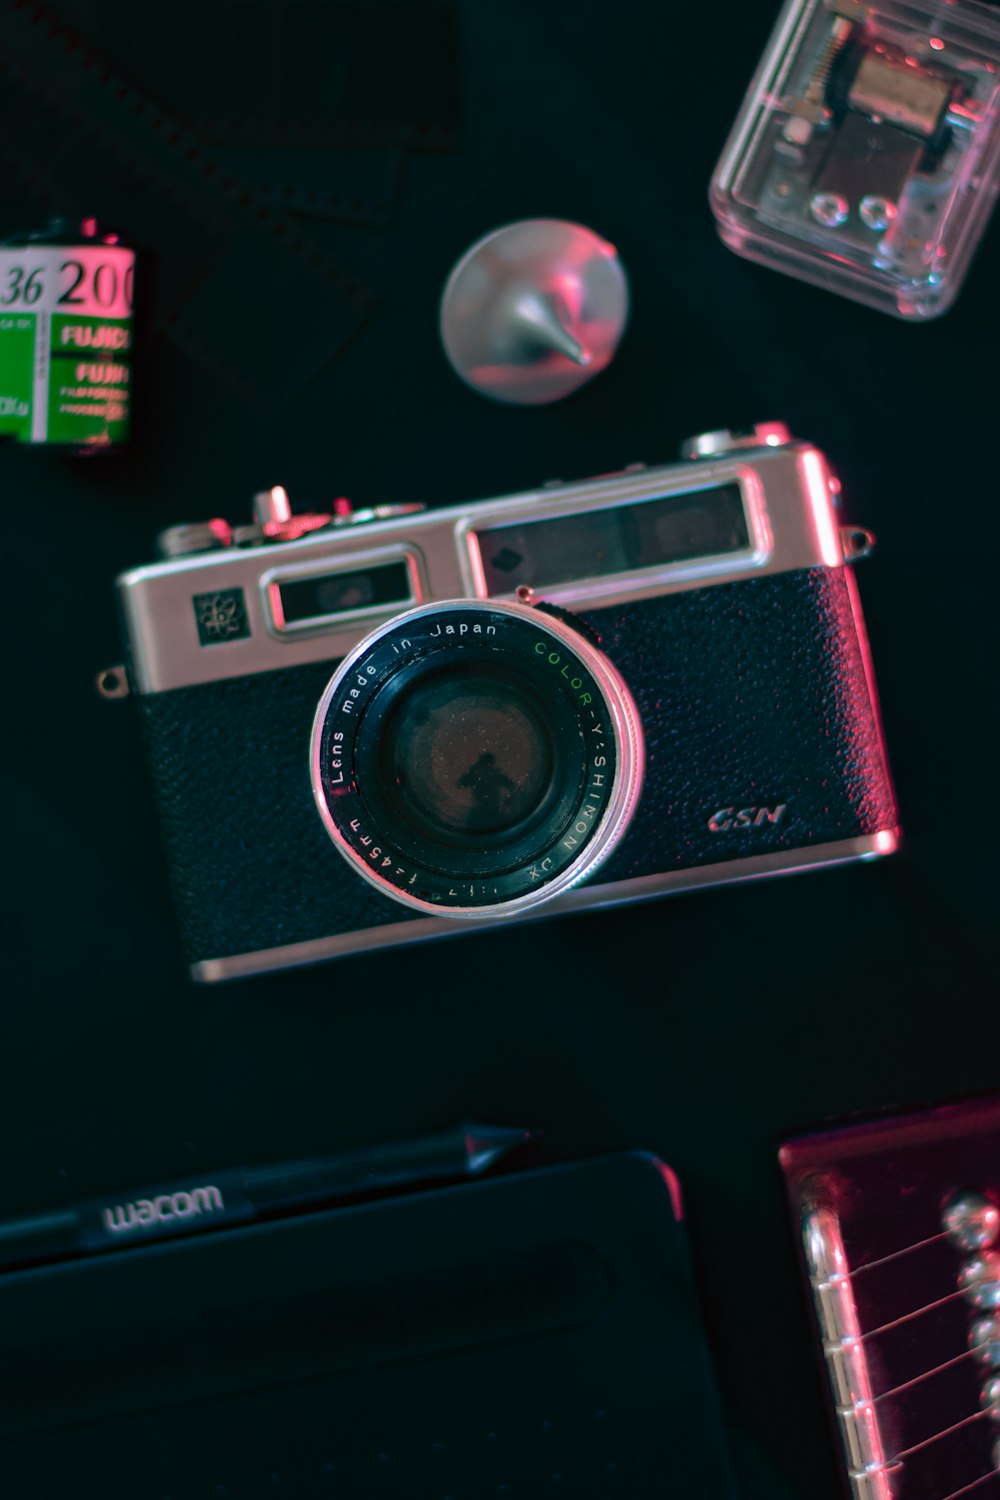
1, 2, 998, 1498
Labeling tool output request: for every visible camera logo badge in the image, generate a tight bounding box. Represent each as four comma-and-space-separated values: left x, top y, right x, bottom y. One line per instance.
708, 804, 788, 832
193, 589, 250, 646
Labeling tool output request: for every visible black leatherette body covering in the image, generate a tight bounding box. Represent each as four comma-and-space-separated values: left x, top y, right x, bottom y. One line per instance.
136, 566, 898, 964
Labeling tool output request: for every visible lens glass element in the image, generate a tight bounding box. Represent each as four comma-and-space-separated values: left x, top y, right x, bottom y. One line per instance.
380, 665, 554, 839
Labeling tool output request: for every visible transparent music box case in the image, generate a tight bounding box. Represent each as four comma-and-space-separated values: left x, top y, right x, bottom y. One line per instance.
710, 0, 1000, 318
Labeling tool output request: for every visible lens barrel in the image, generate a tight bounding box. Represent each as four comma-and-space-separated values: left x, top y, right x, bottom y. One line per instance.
311, 599, 644, 917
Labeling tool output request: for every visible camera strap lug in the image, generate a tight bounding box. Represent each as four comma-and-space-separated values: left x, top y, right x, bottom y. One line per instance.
840, 526, 876, 563
96, 666, 130, 700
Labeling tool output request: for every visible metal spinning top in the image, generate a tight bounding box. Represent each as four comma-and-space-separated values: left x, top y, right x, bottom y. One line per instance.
439, 218, 630, 405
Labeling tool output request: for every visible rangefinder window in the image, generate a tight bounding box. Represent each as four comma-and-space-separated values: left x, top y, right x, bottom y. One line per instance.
474, 484, 750, 596
270, 560, 413, 632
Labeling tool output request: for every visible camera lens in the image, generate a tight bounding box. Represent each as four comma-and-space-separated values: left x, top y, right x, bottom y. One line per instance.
311, 599, 644, 917
379, 665, 556, 840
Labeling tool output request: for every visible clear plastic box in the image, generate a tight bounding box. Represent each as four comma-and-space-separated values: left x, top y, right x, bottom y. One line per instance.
710, 0, 1000, 318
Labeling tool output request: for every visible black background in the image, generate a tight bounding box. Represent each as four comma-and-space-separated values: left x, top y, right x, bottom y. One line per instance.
1, 2, 998, 1497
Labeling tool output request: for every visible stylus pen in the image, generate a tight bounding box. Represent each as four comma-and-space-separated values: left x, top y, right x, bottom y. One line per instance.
0, 1121, 536, 1272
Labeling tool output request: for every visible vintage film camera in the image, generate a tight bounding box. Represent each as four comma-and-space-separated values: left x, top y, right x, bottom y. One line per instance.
105, 423, 899, 981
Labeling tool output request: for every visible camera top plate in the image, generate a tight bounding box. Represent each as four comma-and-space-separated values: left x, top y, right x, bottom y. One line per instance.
116, 432, 850, 696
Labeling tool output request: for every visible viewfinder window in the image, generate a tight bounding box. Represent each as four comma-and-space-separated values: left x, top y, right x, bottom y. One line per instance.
474, 485, 749, 596
272, 560, 412, 630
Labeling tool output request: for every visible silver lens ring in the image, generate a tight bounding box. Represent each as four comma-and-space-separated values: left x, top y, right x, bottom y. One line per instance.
310, 598, 644, 918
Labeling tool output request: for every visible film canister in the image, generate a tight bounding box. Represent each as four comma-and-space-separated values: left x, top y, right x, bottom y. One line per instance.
0, 216, 135, 451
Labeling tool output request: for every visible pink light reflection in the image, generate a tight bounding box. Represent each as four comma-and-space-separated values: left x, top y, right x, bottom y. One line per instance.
800, 450, 842, 566
653, 1157, 684, 1222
